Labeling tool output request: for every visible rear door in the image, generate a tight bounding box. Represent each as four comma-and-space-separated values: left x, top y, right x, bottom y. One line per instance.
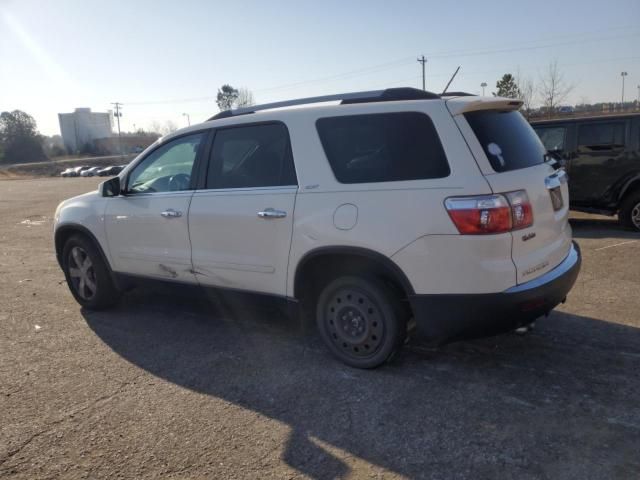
454, 106, 572, 284
571, 120, 628, 204
188, 122, 298, 295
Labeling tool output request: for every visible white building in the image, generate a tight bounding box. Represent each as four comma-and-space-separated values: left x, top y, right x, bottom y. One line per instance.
58, 108, 113, 153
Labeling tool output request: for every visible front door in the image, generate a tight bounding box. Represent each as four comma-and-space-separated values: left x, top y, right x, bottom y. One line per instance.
104, 132, 206, 283
189, 122, 298, 295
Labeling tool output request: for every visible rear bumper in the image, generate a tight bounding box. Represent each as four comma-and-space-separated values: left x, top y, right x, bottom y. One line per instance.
409, 242, 581, 344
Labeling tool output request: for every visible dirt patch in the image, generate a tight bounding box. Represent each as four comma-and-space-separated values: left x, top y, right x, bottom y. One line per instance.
0, 169, 28, 180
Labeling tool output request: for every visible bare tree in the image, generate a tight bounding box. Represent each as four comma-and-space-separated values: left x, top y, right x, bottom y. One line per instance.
235, 87, 255, 108
161, 120, 178, 135
538, 60, 574, 117
517, 75, 535, 119
148, 121, 163, 135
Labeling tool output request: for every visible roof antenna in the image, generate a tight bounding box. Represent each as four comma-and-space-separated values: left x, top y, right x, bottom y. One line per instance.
441, 66, 461, 95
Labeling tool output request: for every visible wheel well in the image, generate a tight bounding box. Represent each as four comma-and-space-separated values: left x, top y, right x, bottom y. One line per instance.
55, 225, 110, 271
619, 179, 640, 207
293, 249, 414, 319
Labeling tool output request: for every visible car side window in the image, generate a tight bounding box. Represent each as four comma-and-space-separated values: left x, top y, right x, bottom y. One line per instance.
206, 123, 297, 189
126, 133, 204, 194
578, 122, 625, 150
316, 112, 450, 183
535, 126, 566, 152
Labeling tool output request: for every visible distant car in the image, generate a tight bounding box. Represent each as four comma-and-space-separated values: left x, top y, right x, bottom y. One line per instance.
558, 106, 574, 114
97, 165, 125, 177
531, 112, 640, 230
80, 167, 101, 177
63, 166, 90, 177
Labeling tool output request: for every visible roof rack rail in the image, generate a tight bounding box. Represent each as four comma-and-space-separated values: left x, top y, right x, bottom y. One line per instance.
441, 91, 476, 97
208, 87, 440, 121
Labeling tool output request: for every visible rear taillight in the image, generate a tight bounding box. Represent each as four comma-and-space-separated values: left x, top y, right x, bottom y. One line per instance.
505, 190, 533, 230
445, 190, 533, 235
445, 195, 512, 234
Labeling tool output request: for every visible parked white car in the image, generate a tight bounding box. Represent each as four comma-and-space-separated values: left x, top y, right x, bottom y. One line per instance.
54, 88, 581, 368
80, 166, 102, 177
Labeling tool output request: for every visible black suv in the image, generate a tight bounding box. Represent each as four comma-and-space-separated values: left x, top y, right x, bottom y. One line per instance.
531, 113, 640, 230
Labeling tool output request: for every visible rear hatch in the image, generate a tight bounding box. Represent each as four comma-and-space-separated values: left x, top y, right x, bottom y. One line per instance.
448, 98, 572, 284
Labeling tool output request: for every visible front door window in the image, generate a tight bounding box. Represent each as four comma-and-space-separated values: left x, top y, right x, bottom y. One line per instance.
127, 133, 204, 194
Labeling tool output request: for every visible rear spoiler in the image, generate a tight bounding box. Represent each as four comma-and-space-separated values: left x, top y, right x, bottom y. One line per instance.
445, 96, 523, 116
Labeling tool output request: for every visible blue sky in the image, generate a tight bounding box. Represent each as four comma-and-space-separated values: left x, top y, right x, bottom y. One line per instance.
1, 0, 639, 135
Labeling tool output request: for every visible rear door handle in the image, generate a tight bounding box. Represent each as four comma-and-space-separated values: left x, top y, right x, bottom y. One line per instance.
257, 208, 287, 219
161, 209, 182, 218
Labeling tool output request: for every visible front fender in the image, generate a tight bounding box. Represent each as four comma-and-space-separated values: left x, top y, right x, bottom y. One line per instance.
54, 191, 110, 267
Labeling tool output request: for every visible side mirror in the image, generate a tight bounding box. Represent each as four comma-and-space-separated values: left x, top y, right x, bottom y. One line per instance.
100, 176, 121, 197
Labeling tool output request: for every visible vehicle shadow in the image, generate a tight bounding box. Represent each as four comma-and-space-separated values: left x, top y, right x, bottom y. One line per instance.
569, 216, 639, 240
82, 285, 640, 479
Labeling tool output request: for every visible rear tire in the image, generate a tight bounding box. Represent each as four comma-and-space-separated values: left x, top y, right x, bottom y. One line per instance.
62, 235, 120, 310
315, 275, 407, 369
619, 190, 640, 232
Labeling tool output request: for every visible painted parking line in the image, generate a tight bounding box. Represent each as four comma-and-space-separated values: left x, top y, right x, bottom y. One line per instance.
594, 240, 638, 251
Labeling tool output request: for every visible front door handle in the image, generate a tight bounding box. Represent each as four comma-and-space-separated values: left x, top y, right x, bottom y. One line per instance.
257, 208, 287, 219
161, 209, 182, 218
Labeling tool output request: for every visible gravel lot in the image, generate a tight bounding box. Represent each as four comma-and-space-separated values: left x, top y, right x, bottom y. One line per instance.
1, 177, 639, 479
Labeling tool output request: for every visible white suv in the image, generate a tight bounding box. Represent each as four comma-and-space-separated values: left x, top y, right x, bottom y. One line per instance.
54, 88, 581, 368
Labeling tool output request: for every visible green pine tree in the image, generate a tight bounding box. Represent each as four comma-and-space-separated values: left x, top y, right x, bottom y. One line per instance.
493, 74, 521, 99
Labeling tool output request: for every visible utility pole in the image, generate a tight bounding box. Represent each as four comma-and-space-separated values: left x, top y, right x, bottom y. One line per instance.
182, 113, 191, 126
111, 102, 123, 156
417, 55, 427, 91
620, 71, 628, 105
480, 82, 487, 96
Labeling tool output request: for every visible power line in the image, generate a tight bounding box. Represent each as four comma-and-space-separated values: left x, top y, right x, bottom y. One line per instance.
253, 57, 416, 94
121, 30, 639, 106
427, 32, 640, 60
421, 25, 638, 58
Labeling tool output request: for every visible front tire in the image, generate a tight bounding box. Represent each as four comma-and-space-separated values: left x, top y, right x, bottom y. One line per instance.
62, 235, 120, 309
315, 276, 407, 369
619, 190, 640, 232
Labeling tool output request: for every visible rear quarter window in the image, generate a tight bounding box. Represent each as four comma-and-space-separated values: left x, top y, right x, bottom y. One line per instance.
578, 122, 625, 149
316, 112, 450, 184
465, 110, 546, 172
534, 126, 567, 152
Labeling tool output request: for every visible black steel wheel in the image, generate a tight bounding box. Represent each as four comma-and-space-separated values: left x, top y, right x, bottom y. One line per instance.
316, 276, 406, 368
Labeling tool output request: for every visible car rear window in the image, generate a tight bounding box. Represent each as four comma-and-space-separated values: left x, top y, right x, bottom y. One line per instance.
316, 112, 450, 184
465, 110, 546, 172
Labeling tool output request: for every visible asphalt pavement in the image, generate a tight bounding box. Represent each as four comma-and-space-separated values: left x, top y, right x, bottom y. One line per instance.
1, 177, 638, 479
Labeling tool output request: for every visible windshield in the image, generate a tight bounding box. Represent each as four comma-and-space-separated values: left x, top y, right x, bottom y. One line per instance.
465, 110, 546, 173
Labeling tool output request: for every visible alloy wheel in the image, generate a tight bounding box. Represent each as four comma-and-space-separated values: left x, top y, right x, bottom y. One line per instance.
631, 202, 640, 230
68, 246, 97, 300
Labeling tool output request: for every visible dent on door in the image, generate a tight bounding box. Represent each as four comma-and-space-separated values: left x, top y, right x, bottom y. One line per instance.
104, 193, 197, 282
